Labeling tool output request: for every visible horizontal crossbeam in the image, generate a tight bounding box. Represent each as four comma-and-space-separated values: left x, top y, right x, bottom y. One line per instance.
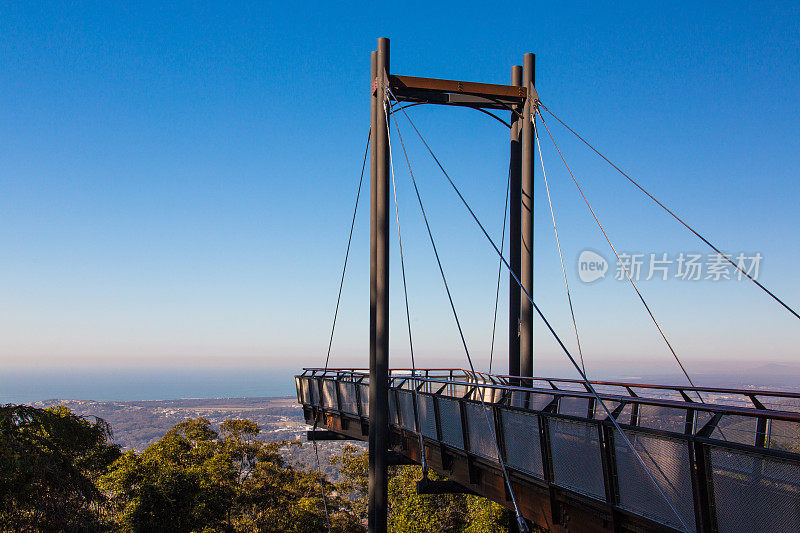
387, 450, 417, 466
416, 477, 477, 496
385, 74, 529, 110
306, 430, 354, 441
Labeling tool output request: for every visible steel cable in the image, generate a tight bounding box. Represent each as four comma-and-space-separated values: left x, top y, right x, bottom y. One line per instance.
407, 91, 799, 324
392, 101, 691, 532
312, 440, 332, 532
536, 110, 703, 401
489, 166, 511, 374
383, 98, 428, 475
538, 102, 800, 322
386, 100, 512, 375
388, 101, 512, 129
533, 119, 587, 376
313, 129, 370, 533
322, 130, 371, 370
390, 100, 529, 533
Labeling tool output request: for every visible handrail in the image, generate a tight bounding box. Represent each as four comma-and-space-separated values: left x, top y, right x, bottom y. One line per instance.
302, 367, 800, 400
300, 368, 800, 424
485, 372, 800, 400
297, 368, 800, 532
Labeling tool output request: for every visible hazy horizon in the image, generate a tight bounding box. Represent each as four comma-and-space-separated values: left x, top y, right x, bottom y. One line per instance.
5, 359, 800, 405
2, 3, 799, 388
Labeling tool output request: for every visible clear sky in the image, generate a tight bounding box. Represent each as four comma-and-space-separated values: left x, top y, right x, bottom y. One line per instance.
2, 1, 799, 382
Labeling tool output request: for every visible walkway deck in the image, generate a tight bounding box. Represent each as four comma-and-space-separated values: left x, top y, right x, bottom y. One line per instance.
296, 369, 800, 532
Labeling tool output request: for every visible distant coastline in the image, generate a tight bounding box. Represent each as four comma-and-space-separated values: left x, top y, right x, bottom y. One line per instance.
4, 362, 799, 405
0, 367, 297, 404
31, 396, 305, 451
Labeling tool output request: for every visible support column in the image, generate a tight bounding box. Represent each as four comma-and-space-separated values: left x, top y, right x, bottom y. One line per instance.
368, 49, 378, 529
520, 53, 535, 379
369, 37, 390, 533
508, 65, 522, 382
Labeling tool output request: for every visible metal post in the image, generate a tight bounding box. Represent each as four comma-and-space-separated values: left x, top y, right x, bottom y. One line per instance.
369, 37, 390, 533
508, 65, 522, 382
509, 72, 527, 533
520, 53, 535, 378
368, 48, 378, 531
690, 440, 718, 532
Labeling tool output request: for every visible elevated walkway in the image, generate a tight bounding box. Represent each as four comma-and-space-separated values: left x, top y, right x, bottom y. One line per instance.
296, 368, 800, 532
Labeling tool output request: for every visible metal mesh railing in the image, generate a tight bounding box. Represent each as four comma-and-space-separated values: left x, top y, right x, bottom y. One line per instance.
557, 396, 590, 417
502, 409, 544, 478
710, 446, 800, 533
321, 379, 337, 409
637, 404, 687, 433
437, 397, 464, 449
768, 419, 800, 452
396, 389, 416, 431
549, 418, 605, 499
389, 391, 399, 426
464, 402, 498, 460
297, 368, 800, 531
529, 392, 554, 411
338, 381, 359, 415
711, 414, 759, 445
297, 377, 310, 405
417, 393, 438, 439
615, 431, 695, 531
358, 382, 369, 416
310, 377, 320, 405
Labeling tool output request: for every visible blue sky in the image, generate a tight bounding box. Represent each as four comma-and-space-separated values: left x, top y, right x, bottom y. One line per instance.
1, 1, 799, 382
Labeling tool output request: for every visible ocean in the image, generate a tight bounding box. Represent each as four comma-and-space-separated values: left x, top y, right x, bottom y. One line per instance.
0, 367, 298, 404
4, 363, 800, 405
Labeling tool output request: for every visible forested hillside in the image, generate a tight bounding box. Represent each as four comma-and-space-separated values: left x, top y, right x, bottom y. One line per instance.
1, 404, 519, 532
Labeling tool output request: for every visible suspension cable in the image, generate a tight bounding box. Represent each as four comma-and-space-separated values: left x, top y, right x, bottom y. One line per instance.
538, 102, 800, 322
536, 110, 702, 401
489, 166, 511, 374
323, 130, 371, 370
383, 99, 428, 475
533, 119, 587, 376
387, 98, 512, 375
392, 100, 691, 532
312, 440, 332, 532
312, 129, 370, 533
390, 103, 529, 533
531, 288, 691, 533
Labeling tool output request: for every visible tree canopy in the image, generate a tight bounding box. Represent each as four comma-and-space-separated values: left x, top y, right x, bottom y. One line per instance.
0, 404, 121, 531
333, 444, 513, 532
101, 417, 360, 532
1, 405, 525, 532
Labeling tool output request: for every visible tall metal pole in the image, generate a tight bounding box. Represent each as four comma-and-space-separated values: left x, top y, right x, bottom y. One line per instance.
508, 65, 522, 382
369, 36, 390, 533
368, 49, 378, 530
520, 53, 535, 379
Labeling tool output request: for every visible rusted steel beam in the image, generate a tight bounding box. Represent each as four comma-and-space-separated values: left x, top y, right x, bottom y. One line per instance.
306, 430, 355, 441
387, 450, 416, 466
416, 477, 477, 496
388, 74, 526, 108
389, 92, 519, 111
